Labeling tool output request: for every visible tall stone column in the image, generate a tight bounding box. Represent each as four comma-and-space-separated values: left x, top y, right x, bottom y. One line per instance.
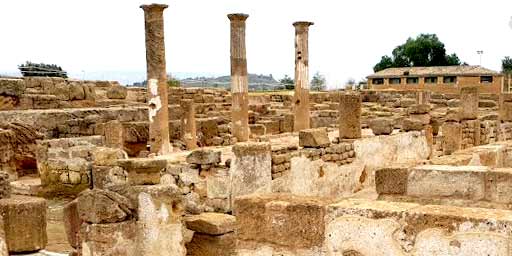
228, 13, 249, 142
293, 21, 314, 131
339, 93, 362, 139
141, 4, 171, 155
180, 99, 197, 150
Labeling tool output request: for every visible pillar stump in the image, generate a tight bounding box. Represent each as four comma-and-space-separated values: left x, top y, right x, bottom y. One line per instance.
141, 4, 171, 155
181, 99, 197, 150
339, 93, 362, 139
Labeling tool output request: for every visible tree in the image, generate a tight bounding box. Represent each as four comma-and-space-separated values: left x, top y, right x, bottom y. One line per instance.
280, 75, 294, 90
502, 56, 512, 73
373, 34, 462, 72
310, 72, 326, 91
345, 78, 356, 90
167, 76, 181, 87
18, 61, 67, 78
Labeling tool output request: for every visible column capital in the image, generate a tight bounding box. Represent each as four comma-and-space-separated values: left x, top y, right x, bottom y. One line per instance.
293, 21, 314, 27
140, 3, 168, 12
228, 13, 249, 21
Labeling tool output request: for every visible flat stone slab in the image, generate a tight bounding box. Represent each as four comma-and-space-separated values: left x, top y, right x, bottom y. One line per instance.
184, 212, 236, 235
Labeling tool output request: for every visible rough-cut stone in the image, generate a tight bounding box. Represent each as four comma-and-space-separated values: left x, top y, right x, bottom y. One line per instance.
234, 193, 329, 249
375, 167, 408, 195
77, 189, 135, 224
0, 195, 47, 253
186, 232, 235, 256
106, 85, 128, 99
0, 79, 25, 97
80, 220, 137, 256
231, 143, 272, 206
117, 158, 166, 185
299, 128, 330, 148
0, 172, 10, 199
460, 86, 479, 120
184, 212, 236, 235
186, 149, 221, 165
369, 118, 394, 135
339, 94, 361, 139
408, 104, 431, 115
63, 199, 81, 249
91, 147, 127, 166
402, 118, 424, 131
442, 122, 462, 155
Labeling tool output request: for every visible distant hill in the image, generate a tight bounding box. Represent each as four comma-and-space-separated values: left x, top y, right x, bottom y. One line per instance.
181, 73, 281, 91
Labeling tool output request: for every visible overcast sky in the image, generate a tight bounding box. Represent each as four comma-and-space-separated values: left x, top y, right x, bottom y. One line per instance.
1, 0, 511, 87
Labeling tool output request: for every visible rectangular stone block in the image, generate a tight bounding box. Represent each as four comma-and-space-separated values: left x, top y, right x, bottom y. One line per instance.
339, 94, 361, 139
406, 165, 487, 200
375, 167, 408, 195
234, 194, 330, 249
460, 86, 479, 120
442, 122, 462, 155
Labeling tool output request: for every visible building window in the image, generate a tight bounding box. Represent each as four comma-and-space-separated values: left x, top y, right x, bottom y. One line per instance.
389, 78, 401, 84
406, 77, 419, 84
424, 77, 438, 84
480, 76, 493, 83
372, 78, 384, 85
443, 76, 457, 84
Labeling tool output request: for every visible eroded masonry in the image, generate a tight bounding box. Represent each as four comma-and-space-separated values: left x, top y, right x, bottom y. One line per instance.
1, 4, 512, 256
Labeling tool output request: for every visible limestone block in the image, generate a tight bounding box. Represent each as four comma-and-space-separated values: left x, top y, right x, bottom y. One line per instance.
299, 128, 330, 148
442, 122, 462, 155
230, 143, 272, 205
375, 167, 408, 195
0, 78, 25, 97
249, 124, 266, 137
69, 83, 85, 100
91, 165, 128, 190
0, 173, 10, 199
91, 147, 127, 166
117, 158, 166, 185
186, 232, 235, 256
0, 195, 47, 253
460, 86, 479, 120
406, 165, 487, 200
369, 118, 394, 135
63, 199, 81, 249
234, 193, 329, 249
80, 220, 137, 256
106, 85, 128, 99
186, 149, 221, 165
339, 94, 362, 139
408, 104, 431, 115
402, 118, 424, 131
77, 189, 135, 224
184, 212, 235, 235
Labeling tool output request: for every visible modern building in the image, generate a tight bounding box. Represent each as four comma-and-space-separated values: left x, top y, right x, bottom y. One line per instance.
367, 65, 503, 93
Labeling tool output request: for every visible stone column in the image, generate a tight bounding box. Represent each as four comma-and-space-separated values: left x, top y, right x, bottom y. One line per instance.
180, 99, 197, 150
141, 4, 171, 155
230, 142, 271, 207
460, 86, 479, 120
339, 93, 362, 139
228, 13, 249, 142
293, 21, 314, 131
416, 90, 430, 105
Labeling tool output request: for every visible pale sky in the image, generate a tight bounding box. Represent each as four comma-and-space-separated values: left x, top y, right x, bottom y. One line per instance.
1, 0, 511, 88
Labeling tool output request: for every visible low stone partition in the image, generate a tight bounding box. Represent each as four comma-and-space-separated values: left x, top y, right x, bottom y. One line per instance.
234, 193, 512, 255
35, 136, 123, 196
0, 77, 139, 111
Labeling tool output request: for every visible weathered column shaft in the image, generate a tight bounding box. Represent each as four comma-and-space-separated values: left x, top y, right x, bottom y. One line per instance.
228, 13, 249, 142
141, 4, 171, 155
180, 99, 197, 150
339, 93, 362, 139
293, 21, 314, 131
